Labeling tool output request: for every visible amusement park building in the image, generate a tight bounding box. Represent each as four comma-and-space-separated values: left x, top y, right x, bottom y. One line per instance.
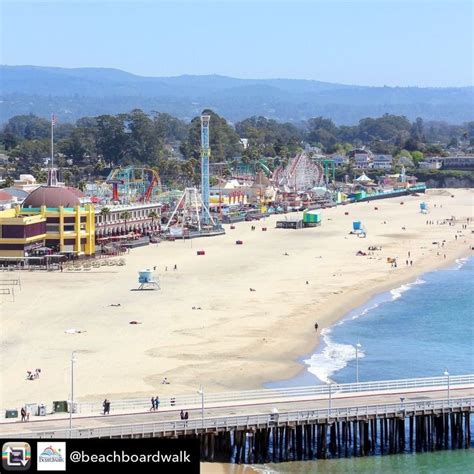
95, 203, 162, 237
0, 171, 95, 258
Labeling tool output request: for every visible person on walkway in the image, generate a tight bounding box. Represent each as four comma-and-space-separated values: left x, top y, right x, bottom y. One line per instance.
174, 264, 177, 270
150, 397, 155, 411
184, 411, 189, 425
155, 396, 160, 411
103, 399, 107, 415
21, 406, 26, 422
180, 410, 185, 420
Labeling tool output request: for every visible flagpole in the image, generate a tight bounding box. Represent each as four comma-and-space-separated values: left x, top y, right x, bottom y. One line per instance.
51, 114, 54, 169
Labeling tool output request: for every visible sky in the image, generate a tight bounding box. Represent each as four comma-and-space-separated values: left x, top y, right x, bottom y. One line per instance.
1, 0, 472, 87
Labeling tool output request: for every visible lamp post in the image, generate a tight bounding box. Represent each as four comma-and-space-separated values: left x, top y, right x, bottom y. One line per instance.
69, 351, 77, 436
356, 343, 362, 385
328, 382, 332, 417
444, 369, 450, 403
198, 386, 204, 429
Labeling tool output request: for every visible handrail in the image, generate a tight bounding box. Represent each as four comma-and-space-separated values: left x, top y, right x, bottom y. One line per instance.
6, 397, 473, 439
3, 374, 473, 418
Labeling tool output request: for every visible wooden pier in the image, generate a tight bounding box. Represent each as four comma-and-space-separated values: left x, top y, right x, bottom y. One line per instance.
6, 397, 472, 463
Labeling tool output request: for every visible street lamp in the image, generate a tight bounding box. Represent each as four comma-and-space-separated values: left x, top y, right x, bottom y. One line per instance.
328, 382, 332, 416
356, 343, 362, 385
444, 369, 450, 403
198, 386, 204, 429
69, 351, 77, 436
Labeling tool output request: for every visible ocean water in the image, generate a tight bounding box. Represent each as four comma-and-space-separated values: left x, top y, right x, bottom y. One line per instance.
267, 256, 474, 388
241, 449, 474, 473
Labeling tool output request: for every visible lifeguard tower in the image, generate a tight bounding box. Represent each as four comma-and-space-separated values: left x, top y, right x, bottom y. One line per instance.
352, 221, 367, 238
137, 269, 160, 290
420, 202, 429, 214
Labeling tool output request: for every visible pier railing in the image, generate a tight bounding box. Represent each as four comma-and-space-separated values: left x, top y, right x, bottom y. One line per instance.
6, 374, 472, 418
72, 373, 474, 414
6, 397, 473, 439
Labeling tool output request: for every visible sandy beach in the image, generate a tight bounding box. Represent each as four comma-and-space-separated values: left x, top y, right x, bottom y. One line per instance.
1, 189, 472, 410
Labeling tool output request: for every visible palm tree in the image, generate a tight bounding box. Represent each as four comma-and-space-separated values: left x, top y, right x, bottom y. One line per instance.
148, 209, 158, 227
99, 207, 111, 223
78, 180, 87, 192
120, 211, 132, 235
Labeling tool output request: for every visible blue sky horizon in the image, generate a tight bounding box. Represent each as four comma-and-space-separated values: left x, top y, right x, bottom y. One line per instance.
1, 1, 472, 87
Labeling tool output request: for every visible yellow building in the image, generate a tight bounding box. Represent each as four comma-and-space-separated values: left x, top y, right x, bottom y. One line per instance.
0, 184, 95, 258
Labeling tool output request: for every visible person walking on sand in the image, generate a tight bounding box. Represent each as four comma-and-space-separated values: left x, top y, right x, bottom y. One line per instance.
314, 322, 319, 332
174, 264, 177, 271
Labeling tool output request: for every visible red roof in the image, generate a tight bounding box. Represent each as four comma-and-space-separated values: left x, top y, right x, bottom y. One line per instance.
23, 186, 83, 208
0, 190, 13, 201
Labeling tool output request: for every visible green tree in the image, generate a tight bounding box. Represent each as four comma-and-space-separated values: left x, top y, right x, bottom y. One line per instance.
100, 207, 111, 219
0, 176, 14, 188
410, 151, 424, 167
120, 211, 132, 234
77, 180, 87, 192
180, 110, 243, 163
62, 169, 73, 185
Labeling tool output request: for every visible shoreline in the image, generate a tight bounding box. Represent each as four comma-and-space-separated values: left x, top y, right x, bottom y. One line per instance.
265, 252, 472, 389
236, 243, 472, 392
1, 189, 473, 408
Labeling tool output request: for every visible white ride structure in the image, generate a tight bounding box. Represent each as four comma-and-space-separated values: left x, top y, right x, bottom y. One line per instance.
272, 153, 325, 192
163, 187, 216, 234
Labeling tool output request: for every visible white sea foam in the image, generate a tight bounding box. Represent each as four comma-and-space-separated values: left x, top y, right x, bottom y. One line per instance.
455, 257, 469, 269
390, 277, 426, 300
306, 277, 427, 384
304, 334, 365, 384
351, 302, 381, 320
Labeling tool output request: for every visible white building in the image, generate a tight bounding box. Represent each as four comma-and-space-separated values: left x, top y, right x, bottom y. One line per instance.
372, 154, 393, 170
330, 155, 349, 167
95, 202, 162, 237
419, 160, 442, 170
353, 153, 372, 169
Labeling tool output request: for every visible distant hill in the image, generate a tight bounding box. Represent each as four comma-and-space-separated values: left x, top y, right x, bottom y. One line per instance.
1, 65, 473, 124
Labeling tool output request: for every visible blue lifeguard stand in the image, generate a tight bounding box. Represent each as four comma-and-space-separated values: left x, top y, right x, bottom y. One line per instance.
420, 202, 429, 214
137, 269, 160, 290
352, 221, 367, 238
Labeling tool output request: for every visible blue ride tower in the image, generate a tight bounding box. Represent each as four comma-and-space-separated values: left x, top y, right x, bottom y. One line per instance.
200, 114, 211, 224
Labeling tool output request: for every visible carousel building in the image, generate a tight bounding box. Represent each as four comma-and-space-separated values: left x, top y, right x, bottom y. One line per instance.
0, 169, 95, 258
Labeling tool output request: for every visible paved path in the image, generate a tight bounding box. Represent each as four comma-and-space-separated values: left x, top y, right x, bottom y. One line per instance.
2, 386, 472, 436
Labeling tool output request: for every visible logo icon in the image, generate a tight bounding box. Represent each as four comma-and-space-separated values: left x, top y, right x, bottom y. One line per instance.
2, 442, 31, 471
37, 442, 66, 471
